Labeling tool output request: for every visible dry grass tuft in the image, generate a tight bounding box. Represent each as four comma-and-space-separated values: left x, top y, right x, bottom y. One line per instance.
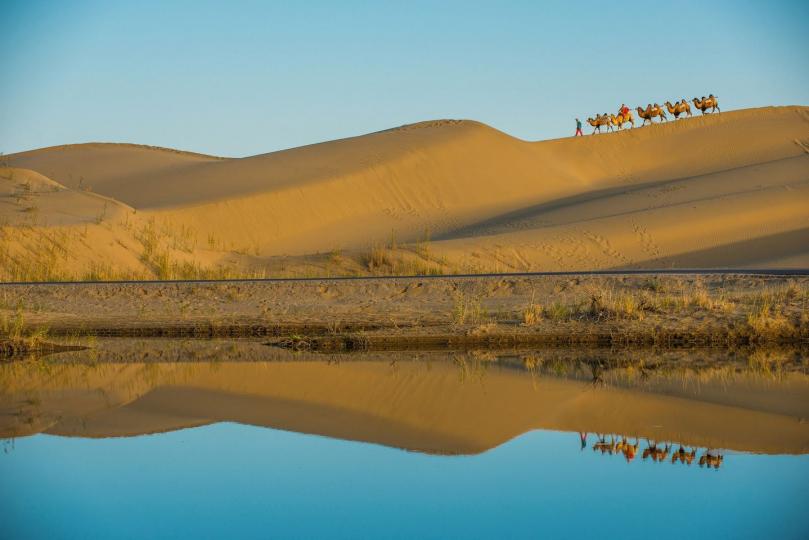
452, 292, 487, 325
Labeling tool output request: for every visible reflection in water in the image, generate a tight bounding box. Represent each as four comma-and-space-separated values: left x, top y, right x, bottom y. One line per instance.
2, 423, 808, 539
1, 341, 809, 538
582, 434, 722, 469
1, 340, 809, 455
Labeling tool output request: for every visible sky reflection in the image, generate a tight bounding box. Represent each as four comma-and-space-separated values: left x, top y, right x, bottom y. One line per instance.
2, 423, 808, 539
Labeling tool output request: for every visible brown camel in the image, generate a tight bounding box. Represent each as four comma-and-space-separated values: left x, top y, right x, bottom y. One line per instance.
636, 106, 653, 125
699, 450, 724, 469
593, 435, 617, 454
642, 441, 672, 462
636, 104, 667, 125
692, 95, 720, 114
665, 100, 692, 119
609, 111, 634, 130
672, 446, 697, 465
616, 438, 639, 462
587, 114, 613, 134
650, 103, 668, 122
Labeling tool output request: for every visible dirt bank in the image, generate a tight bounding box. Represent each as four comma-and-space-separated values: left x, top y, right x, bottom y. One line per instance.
2, 273, 807, 347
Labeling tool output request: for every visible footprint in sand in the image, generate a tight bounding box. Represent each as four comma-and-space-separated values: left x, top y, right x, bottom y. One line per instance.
633, 224, 662, 258
580, 230, 629, 264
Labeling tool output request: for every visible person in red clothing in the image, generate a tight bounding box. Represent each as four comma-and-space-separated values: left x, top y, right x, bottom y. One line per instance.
619, 103, 630, 118
575, 118, 583, 136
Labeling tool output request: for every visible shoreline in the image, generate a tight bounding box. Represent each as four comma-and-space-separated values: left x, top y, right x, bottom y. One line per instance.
2, 272, 807, 349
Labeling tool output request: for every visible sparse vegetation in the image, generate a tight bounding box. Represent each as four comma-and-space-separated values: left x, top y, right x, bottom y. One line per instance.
0, 303, 52, 355
362, 240, 445, 276
452, 292, 487, 325
521, 292, 543, 326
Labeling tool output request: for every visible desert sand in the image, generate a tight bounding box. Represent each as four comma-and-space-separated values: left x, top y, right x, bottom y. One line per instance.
2, 344, 808, 454
2, 106, 808, 280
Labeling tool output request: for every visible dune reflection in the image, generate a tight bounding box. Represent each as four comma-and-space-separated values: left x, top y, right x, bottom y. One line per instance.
1, 341, 808, 455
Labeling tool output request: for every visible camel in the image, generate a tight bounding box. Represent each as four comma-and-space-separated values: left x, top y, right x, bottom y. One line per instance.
665, 100, 692, 119
636, 104, 667, 125
692, 95, 720, 114
642, 441, 671, 462
650, 103, 668, 122
609, 111, 634, 130
587, 114, 613, 134
593, 435, 617, 454
699, 450, 724, 469
672, 446, 696, 465
636, 106, 652, 125
616, 438, 639, 462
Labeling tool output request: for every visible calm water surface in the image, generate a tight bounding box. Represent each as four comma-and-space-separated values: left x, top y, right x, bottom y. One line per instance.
1, 343, 808, 539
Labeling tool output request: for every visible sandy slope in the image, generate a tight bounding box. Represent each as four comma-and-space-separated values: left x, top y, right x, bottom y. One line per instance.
2, 106, 808, 279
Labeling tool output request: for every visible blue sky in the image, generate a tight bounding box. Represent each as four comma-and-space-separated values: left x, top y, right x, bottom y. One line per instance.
2, 0, 807, 156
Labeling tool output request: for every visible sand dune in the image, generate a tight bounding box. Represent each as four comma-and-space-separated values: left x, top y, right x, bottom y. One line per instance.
2, 106, 808, 279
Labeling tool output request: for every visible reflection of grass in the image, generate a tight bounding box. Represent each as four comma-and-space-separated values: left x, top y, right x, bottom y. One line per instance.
453, 355, 490, 383
745, 349, 791, 379
510, 347, 807, 386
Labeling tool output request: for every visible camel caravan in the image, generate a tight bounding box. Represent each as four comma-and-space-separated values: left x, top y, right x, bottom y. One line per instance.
585, 94, 720, 134
585, 434, 725, 469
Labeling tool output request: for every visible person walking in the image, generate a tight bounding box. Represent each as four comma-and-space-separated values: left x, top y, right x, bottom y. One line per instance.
575, 118, 583, 137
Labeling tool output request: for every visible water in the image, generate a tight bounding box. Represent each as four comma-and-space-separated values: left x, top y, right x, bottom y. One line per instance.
1, 343, 808, 539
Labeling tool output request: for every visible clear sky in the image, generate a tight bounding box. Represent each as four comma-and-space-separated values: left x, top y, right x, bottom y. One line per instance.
2, 0, 807, 157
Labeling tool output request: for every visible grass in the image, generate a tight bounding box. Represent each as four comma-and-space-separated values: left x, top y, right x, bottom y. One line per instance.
362, 242, 445, 276
521, 292, 543, 326
746, 301, 793, 338
451, 292, 487, 325
0, 303, 51, 354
